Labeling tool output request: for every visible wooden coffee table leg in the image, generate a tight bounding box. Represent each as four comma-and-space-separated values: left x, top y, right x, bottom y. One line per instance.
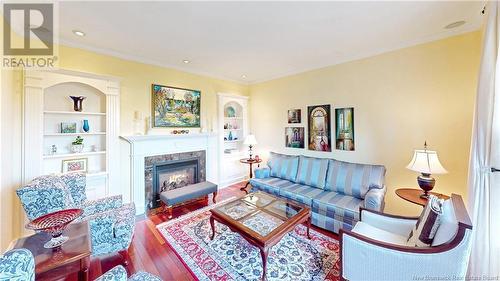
79, 256, 90, 281
307, 216, 311, 239
209, 215, 216, 240
240, 181, 251, 194
259, 247, 268, 281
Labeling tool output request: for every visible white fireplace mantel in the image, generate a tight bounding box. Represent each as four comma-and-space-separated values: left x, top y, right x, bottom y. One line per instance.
121, 133, 218, 214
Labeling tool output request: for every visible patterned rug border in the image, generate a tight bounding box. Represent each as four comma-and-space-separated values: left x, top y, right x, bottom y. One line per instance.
156, 196, 340, 281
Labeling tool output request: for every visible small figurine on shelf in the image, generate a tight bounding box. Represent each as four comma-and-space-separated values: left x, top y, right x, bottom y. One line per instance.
50, 145, 57, 155
71, 136, 84, 153
228, 131, 233, 141
82, 119, 90, 133
255, 155, 260, 162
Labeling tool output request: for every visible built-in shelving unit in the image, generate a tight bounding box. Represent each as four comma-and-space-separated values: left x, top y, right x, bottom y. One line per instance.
217, 93, 249, 188
23, 69, 120, 205
42, 151, 107, 159
44, 110, 107, 116
44, 132, 107, 136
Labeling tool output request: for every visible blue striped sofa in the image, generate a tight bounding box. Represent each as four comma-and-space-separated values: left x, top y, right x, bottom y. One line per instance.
249, 152, 386, 233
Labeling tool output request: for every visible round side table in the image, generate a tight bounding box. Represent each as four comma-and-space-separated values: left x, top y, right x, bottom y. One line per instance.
240, 158, 262, 193
395, 188, 450, 207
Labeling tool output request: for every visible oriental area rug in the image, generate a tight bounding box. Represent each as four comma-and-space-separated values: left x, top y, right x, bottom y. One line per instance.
156, 199, 340, 281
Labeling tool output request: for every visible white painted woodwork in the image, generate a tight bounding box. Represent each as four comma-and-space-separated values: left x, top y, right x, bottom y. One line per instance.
121, 133, 218, 215
217, 93, 249, 188
23, 69, 121, 200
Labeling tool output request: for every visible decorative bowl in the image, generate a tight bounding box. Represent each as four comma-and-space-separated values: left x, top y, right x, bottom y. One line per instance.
26, 209, 83, 249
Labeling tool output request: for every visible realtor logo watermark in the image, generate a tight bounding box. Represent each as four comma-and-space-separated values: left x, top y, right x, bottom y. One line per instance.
2, 2, 59, 68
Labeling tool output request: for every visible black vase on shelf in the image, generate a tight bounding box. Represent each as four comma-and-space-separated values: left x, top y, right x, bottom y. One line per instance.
70, 96, 86, 112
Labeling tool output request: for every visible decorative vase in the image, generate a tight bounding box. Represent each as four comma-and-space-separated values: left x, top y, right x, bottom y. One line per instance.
228, 131, 233, 141
70, 96, 86, 112
82, 120, 90, 133
71, 144, 84, 153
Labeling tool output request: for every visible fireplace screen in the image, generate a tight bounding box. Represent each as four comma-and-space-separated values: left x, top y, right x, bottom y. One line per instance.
159, 166, 197, 192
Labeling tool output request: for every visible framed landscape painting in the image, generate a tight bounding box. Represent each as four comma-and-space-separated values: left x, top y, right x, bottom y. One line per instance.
335, 107, 355, 151
285, 127, 305, 148
152, 84, 201, 128
307, 104, 331, 152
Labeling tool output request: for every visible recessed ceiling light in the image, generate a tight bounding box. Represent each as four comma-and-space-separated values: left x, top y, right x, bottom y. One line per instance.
241, 75, 247, 79
444, 21, 466, 29
183, 60, 190, 64
72, 30, 85, 37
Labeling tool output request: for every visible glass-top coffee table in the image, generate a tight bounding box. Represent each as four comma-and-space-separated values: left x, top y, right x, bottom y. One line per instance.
209, 191, 311, 280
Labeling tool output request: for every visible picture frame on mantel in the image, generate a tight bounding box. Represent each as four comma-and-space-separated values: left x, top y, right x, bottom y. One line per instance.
151, 84, 201, 128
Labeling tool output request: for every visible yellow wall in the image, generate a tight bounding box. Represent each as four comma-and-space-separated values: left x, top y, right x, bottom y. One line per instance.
0, 30, 481, 251
58, 46, 249, 135
248, 31, 481, 215
0, 45, 248, 251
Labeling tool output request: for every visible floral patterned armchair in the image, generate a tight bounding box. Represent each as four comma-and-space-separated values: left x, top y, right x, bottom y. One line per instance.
0, 248, 35, 281
95, 265, 161, 281
16, 173, 136, 260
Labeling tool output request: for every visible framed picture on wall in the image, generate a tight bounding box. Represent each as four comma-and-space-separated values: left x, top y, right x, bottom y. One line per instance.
62, 158, 88, 173
285, 127, 305, 148
288, 109, 301, 123
307, 104, 332, 152
335, 107, 355, 151
152, 84, 201, 128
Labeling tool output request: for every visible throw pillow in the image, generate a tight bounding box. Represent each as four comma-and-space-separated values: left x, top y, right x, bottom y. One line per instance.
407, 195, 444, 247
295, 155, 329, 189
267, 152, 300, 182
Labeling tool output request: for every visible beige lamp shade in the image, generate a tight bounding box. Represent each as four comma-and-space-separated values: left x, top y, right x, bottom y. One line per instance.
406, 149, 447, 175
244, 135, 258, 145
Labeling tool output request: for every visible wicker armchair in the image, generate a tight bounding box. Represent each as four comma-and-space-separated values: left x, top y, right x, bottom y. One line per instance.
340, 194, 472, 280
16, 173, 135, 261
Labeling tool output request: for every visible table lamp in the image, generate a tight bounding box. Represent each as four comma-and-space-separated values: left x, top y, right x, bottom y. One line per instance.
244, 134, 257, 160
406, 142, 447, 198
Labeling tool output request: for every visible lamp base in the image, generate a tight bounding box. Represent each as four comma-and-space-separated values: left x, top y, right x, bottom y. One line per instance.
417, 173, 435, 199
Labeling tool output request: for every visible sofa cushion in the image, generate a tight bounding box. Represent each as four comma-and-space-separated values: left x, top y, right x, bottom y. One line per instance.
352, 222, 408, 246
16, 176, 75, 220
295, 155, 329, 189
324, 159, 386, 199
249, 177, 296, 196
312, 192, 364, 226
267, 152, 299, 182
279, 184, 325, 206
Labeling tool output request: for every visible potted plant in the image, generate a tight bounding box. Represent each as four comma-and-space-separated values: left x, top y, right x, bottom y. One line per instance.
71, 136, 84, 153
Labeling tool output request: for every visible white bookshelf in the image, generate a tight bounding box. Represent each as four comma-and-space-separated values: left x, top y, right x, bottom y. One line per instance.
217, 93, 249, 188
23, 69, 120, 204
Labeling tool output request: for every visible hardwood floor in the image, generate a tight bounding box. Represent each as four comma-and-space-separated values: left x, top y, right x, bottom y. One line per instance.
55, 182, 338, 281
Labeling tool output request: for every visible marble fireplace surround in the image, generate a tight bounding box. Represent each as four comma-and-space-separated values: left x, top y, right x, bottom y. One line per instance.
121, 133, 218, 215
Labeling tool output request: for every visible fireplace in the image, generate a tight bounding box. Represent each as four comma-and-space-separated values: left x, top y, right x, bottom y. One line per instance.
145, 151, 206, 210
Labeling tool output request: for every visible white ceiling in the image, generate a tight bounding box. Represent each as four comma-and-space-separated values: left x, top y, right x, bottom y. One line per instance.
59, 1, 484, 84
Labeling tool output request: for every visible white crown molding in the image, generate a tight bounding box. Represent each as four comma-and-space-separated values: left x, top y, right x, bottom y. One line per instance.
59, 22, 481, 86
58, 38, 250, 86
